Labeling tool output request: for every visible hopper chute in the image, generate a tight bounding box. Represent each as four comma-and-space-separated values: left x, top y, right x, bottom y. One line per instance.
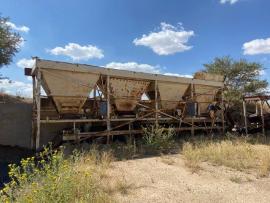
109, 78, 150, 112
158, 82, 189, 110
194, 85, 220, 113
193, 72, 223, 114
41, 69, 99, 114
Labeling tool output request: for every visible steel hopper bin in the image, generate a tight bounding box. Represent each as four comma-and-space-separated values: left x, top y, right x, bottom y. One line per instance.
41, 69, 99, 114
193, 72, 223, 114
109, 78, 150, 112
158, 81, 189, 110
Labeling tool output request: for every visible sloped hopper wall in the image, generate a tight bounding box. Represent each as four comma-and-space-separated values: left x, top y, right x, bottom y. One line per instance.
193, 72, 223, 114
109, 78, 150, 112
41, 69, 99, 114
194, 85, 220, 114
158, 82, 189, 110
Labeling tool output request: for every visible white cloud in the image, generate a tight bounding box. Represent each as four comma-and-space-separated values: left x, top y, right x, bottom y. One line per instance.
259, 69, 266, 76
5, 22, 30, 33
105, 62, 161, 74
0, 79, 32, 98
133, 22, 194, 55
164, 72, 193, 78
16, 58, 35, 69
243, 38, 270, 55
105, 61, 192, 78
48, 43, 104, 61
220, 0, 239, 4
18, 37, 25, 48
26, 76, 32, 81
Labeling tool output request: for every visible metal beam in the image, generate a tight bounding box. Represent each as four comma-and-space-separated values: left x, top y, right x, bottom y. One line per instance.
106, 75, 111, 143
155, 80, 158, 126
31, 75, 36, 150
243, 99, 248, 135
33, 58, 224, 87
36, 69, 41, 150
260, 100, 265, 136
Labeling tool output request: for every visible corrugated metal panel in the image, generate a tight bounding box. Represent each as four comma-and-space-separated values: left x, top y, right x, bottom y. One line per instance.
41, 69, 99, 114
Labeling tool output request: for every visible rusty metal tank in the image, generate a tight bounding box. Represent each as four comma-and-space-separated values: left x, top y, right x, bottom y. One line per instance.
108, 77, 150, 112
158, 81, 189, 110
41, 69, 99, 114
193, 72, 224, 114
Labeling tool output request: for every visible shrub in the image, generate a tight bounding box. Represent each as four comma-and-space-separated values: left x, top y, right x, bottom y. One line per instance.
142, 124, 176, 153
0, 145, 112, 203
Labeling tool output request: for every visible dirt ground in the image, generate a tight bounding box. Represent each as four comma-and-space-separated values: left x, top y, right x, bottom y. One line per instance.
106, 154, 270, 203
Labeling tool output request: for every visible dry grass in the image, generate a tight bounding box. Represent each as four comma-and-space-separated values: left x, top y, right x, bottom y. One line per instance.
160, 155, 176, 165
182, 140, 270, 177
230, 176, 243, 183
101, 175, 136, 196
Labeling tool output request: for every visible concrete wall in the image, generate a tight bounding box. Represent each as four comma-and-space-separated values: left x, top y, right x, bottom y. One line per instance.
0, 103, 32, 148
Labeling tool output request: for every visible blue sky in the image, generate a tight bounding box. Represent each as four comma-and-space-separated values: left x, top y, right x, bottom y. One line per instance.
1, 0, 270, 97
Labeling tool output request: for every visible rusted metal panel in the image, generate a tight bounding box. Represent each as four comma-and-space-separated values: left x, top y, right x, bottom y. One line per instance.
41, 69, 99, 114
194, 72, 224, 82
35, 58, 224, 87
194, 85, 220, 113
158, 82, 189, 110
109, 78, 150, 111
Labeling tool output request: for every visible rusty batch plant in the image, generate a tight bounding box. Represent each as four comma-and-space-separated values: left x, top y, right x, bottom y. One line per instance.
26, 58, 225, 150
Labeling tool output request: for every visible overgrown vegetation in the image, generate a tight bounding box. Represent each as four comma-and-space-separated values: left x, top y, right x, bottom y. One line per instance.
182, 135, 270, 177
0, 15, 22, 80
204, 56, 268, 105
0, 145, 114, 203
142, 124, 176, 153
1, 126, 270, 202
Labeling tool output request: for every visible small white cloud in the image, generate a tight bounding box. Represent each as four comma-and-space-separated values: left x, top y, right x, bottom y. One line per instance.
105, 62, 161, 74
26, 76, 32, 81
48, 43, 104, 61
133, 22, 194, 55
0, 79, 32, 97
18, 37, 25, 48
5, 22, 30, 33
259, 69, 266, 76
220, 0, 239, 4
164, 72, 193, 78
16, 58, 35, 69
243, 38, 270, 55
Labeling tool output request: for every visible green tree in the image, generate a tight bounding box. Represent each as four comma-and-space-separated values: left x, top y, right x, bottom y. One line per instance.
203, 56, 268, 105
0, 15, 22, 79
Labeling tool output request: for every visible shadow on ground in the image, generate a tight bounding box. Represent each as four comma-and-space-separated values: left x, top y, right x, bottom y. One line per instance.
0, 146, 33, 188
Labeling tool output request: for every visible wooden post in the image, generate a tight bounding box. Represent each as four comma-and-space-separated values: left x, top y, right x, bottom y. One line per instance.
243, 99, 248, 135
31, 75, 36, 150
260, 99, 265, 136
221, 88, 225, 135
191, 83, 194, 99
106, 75, 111, 143
191, 82, 195, 136
155, 80, 158, 126
93, 85, 97, 117
191, 118, 195, 136
255, 101, 258, 115
36, 69, 41, 150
